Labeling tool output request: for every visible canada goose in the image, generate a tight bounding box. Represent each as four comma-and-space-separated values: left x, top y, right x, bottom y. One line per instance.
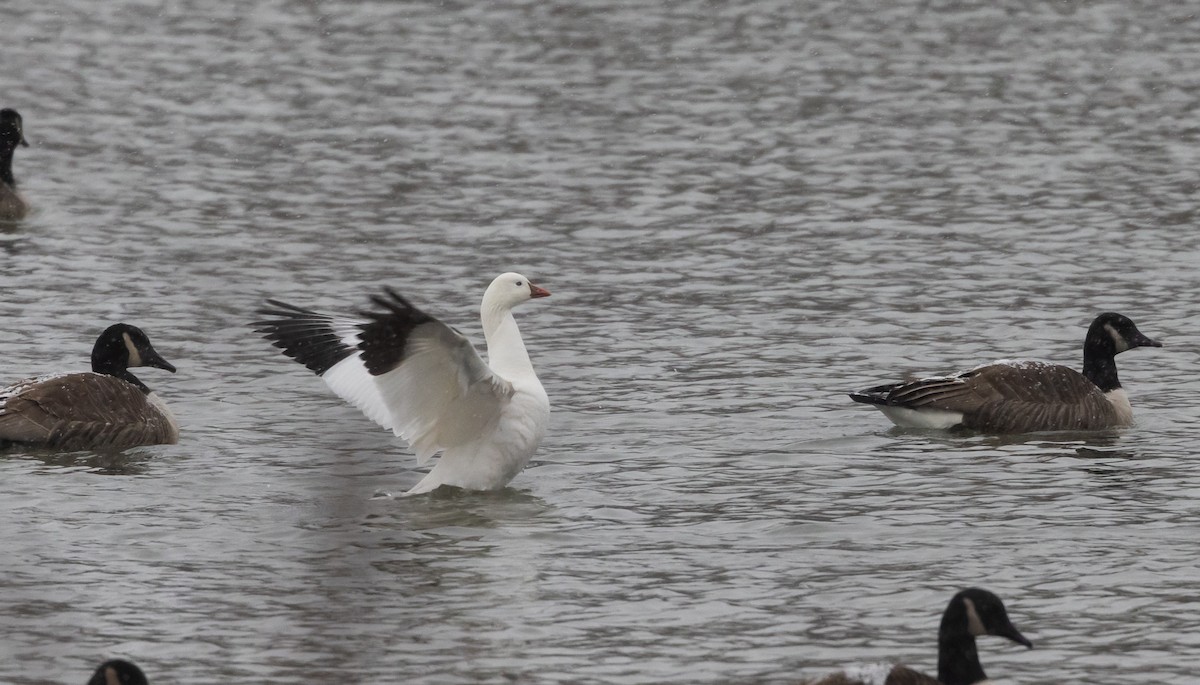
0, 324, 179, 450
254, 272, 551, 494
0, 108, 30, 221
87, 659, 148, 685
849, 312, 1161, 433
805, 588, 1032, 685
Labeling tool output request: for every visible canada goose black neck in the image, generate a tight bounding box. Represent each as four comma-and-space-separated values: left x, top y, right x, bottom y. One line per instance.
937, 601, 987, 685
90, 324, 176, 394
0, 108, 26, 187
1081, 313, 1160, 393
0, 142, 15, 187
937, 588, 1032, 685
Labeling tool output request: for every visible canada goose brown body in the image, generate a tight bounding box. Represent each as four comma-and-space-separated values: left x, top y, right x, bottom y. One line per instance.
805, 588, 1032, 685
0, 324, 178, 450
0, 108, 30, 221
850, 313, 1161, 433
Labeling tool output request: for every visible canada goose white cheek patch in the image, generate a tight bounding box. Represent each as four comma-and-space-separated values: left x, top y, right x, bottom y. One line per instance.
1104, 323, 1130, 352
121, 332, 143, 367
964, 596, 987, 636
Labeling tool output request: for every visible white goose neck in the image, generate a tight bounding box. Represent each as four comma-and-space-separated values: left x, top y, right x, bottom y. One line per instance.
481, 303, 535, 379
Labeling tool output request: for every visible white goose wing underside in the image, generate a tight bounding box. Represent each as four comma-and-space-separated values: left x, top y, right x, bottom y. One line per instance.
357, 289, 514, 464
321, 347, 396, 432
254, 300, 395, 431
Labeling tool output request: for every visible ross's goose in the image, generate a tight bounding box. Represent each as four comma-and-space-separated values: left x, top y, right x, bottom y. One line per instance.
804, 588, 1032, 685
254, 272, 551, 494
0, 108, 30, 221
0, 323, 179, 450
849, 312, 1161, 433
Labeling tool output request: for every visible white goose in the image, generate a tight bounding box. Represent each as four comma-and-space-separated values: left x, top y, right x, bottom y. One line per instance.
254, 272, 551, 494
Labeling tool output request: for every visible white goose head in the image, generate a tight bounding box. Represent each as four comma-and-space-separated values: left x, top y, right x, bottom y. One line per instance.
482, 272, 551, 312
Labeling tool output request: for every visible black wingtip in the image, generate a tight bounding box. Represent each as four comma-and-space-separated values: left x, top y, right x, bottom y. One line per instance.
253, 298, 358, 376
252, 299, 319, 326
848, 387, 892, 405
361, 287, 418, 321
356, 286, 436, 376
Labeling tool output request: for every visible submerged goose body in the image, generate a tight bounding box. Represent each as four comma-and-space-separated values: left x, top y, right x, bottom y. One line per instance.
0, 108, 30, 220
88, 659, 149, 685
850, 313, 1161, 433
0, 324, 178, 450
255, 272, 551, 495
806, 588, 1032, 685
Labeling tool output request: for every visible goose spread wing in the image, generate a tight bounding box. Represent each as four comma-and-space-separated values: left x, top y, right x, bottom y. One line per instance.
357, 289, 514, 464
254, 301, 395, 432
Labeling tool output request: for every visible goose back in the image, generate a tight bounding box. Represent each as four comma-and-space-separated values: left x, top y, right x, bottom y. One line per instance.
851, 312, 1160, 433
867, 360, 1124, 432
0, 372, 179, 450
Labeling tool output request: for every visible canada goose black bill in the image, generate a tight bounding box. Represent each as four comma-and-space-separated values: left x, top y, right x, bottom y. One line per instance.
0, 323, 179, 450
0, 108, 30, 221
88, 659, 149, 685
805, 587, 1032, 685
849, 312, 1161, 433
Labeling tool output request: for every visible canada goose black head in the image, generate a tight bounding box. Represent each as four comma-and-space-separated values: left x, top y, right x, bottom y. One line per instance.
0, 109, 27, 151
0, 108, 28, 191
938, 588, 1031, 685
1082, 312, 1161, 392
91, 323, 177, 393
87, 659, 148, 685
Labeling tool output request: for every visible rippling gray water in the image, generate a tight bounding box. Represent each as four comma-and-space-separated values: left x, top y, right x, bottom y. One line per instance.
3, 1, 1200, 683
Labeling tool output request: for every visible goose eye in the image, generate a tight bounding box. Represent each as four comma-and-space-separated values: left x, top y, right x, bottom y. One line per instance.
516, 281, 523, 286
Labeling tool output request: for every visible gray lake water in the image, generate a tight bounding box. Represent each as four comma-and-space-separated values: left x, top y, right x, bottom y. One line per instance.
3, 1, 1200, 683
